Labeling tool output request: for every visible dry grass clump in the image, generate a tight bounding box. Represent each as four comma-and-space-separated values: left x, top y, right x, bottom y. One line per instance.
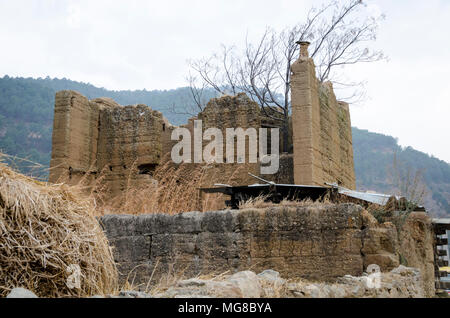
238, 195, 272, 210
0, 160, 118, 297
238, 195, 332, 210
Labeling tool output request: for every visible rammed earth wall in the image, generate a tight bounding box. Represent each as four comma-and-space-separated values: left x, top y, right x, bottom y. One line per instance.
291, 49, 356, 189
49, 90, 171, 197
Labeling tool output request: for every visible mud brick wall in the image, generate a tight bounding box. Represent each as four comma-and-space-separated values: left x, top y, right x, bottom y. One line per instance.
96, 104, 165, 196
318, 83, 355, 188
291, 54, 356, 189
50, 91, 104, 184
196, 93, 262, 187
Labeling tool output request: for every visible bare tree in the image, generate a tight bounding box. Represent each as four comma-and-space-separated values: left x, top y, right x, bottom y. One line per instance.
187, 0, 385, 152
389, 153, 428, 209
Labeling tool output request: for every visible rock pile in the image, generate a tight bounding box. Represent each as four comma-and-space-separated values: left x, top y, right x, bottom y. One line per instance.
93, 265, 423, 298
6, 265, 424, 298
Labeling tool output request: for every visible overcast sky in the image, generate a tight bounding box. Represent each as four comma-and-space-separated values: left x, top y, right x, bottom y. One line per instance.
0, 0, 449, 163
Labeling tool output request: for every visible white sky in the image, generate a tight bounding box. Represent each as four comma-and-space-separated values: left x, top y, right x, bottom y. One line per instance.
0, 0, 449, 163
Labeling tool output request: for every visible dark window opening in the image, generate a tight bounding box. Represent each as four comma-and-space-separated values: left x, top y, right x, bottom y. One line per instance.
138, 163, 157, 176
162, 123, 166, 131
109, 166, 113, 171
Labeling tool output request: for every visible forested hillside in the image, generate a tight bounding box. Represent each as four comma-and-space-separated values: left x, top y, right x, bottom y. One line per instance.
352, 128, 450, 217
0, 76, 449, 216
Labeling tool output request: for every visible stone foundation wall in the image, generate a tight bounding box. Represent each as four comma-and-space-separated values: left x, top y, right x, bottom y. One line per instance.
99, 203, 435, 296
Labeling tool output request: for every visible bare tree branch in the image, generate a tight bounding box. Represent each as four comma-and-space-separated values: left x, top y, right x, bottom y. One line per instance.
186, 0, 385, 152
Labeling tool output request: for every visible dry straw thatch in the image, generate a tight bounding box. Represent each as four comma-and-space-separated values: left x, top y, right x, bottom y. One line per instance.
0, 159, 118, 297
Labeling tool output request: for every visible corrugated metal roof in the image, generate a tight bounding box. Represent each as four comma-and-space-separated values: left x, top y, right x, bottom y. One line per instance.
325, 182, 405, 206
338, 189, 394, 205
204, 175, 423, 209
433, 218, 450, 225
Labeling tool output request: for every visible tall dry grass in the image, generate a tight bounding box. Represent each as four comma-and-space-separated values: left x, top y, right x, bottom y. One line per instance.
238, 195, 336, 210
88, 160, 249, 216
52, 154, 342, 216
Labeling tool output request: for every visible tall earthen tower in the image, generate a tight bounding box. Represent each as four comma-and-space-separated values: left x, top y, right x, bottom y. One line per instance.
290, 41, 356, 189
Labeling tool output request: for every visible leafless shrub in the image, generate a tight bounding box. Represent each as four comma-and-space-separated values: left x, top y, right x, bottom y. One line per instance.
388, 153, 428, 209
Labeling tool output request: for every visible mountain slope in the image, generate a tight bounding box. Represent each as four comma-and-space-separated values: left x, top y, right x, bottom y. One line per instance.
0, 76, 449, 216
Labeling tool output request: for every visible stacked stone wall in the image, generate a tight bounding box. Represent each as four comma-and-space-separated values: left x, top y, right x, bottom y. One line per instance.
100, 204, 435, 296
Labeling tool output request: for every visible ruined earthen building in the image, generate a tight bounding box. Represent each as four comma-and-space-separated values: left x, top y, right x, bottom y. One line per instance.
49, 44, 356, 199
